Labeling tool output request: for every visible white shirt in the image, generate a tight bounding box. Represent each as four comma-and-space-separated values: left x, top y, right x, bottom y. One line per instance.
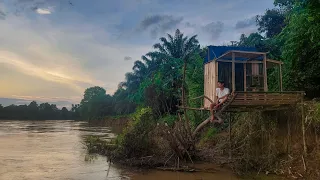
216, 87, 230, 99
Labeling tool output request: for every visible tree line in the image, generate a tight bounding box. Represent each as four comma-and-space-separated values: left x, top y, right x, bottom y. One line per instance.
0, 101, 80, 120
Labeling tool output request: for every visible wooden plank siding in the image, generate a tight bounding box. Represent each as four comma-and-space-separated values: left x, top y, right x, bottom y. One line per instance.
204, 61, 217, 108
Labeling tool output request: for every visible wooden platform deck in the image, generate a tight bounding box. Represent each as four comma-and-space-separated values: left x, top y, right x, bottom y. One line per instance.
226, 91, 304, 112
179, 91, 304, 112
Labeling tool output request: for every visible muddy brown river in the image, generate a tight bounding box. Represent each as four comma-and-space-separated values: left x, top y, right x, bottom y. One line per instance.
0, 120, 240, 180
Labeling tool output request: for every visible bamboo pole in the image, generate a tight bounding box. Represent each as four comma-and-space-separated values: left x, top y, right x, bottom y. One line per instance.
182, 59, 188, 122
263, 54, 268, 91
279, 64, 283, 91
228, 113, 232, 160
244, 63, 247, 92
287, 117, 291, 154
215, 61, 219, 102
232, 53, 235, 92
301, 93, 307, 155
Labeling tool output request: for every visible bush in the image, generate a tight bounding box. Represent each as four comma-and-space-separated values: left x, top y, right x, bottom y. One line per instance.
113, 107, 156, 159
159, 114, 176, 127
83, 135, 115, 155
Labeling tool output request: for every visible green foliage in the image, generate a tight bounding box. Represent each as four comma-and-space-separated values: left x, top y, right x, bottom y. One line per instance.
234, 0, 320, 97
256, 8, 287, 38
185, 53, 209, 126
202, 128, 218, 141
83, 135, 109, 154
186, 54, 204, 106
159, 114, 176, 127
114, 107, 156, 159
278, 0, 320, 96
305, 101, 320, 123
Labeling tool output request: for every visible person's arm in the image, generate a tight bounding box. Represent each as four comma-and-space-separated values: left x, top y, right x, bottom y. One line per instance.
218, 96, 228, 105
219, 94, 229, 100
216, 89, 230, 106
215, 89, 219, 103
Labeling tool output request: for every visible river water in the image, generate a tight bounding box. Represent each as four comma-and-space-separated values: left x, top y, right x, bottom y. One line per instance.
0, 120, 239, 180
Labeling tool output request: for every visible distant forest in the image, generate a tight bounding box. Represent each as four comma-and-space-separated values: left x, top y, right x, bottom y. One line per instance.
0, 101, 80, 120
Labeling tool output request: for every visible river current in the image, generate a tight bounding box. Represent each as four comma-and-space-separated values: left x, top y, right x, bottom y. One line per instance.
0, 120, 238, 180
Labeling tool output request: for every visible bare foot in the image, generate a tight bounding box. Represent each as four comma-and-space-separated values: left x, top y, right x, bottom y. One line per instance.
210, 116, 215, 123
216, 119, 223, 124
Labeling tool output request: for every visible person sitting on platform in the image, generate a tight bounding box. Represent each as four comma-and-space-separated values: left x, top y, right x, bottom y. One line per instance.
210, 80, 230, 123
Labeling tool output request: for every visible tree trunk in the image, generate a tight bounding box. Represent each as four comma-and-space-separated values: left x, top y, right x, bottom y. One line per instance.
182, 60, 188, 121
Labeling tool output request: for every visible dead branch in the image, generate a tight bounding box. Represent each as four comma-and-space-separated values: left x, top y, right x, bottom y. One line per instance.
302, 155, 307, 172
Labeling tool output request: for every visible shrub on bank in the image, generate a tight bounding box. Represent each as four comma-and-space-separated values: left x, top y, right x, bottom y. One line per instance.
113, 107, 157, 159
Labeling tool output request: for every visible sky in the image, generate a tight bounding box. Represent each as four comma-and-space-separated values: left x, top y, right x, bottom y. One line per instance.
0, 0, 274, 108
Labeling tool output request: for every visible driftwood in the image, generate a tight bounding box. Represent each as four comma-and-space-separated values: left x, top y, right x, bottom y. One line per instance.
156, 167, 217, 173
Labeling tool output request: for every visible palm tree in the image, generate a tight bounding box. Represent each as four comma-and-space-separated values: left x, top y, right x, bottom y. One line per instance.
151, 29, 200, 108
152, 29, 200, 60
120, 60, 148, 91
119, 29, 200, 115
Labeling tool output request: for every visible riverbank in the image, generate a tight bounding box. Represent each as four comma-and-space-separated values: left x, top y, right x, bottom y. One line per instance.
85, 102, 320, 179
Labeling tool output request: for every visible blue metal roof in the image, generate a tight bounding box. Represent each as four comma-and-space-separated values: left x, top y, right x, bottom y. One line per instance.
204, 46, 263, 63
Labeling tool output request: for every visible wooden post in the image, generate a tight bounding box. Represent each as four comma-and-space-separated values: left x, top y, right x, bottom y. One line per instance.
215, 61, 219, 102
229, 113, 232, 160
301, 93, 307, 155
244, 63, 247, 92
287, 117, 291, 154
263, 54, 268, 91
232, 52, 235, 92
279, 64, 283, 91
204, 64, 206, 107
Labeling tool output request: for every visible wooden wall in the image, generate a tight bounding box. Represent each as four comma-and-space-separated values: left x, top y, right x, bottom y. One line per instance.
204, 61, 217, 108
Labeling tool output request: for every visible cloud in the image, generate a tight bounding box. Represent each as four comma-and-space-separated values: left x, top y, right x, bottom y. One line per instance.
124, 56, 132, 61
0, 50, 98, 94
184, 22, 196, 28
0, 10, 5, 20
35, 8, 51, 14
0, 0, 275, 103
139, 14, 183, 37
0, 11, 151, 99
235, 16, 256, 29
202, 21, 224, 40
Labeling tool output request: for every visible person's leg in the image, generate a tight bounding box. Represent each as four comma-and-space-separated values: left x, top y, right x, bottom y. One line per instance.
210, 102, 216, 122
213, 97, 227, 124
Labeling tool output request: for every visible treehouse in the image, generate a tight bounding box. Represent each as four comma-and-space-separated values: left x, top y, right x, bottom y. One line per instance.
203, 46, 303, 112
176, 46, 307, 160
